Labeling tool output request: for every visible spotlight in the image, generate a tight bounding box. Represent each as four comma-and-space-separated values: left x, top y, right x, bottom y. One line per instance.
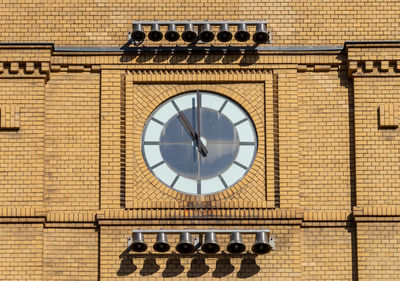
131, 232, 147, 252
252, 231, 272, 254
201, 232, 220, 254
153, 232, 170, 252
176, 232, 196, 254
165, 23, 180, 42
234, 23, 250, 42
148, 23, 163, 42
217, 23, 232, 42
182, 23, 198, 42
253, 23, 269, 44
131, 24, 146, 42
227, 231, 246, 254
199, 23, 214, 42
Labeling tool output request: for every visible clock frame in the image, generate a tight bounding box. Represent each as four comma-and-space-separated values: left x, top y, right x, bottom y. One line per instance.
126, 81, 269, 204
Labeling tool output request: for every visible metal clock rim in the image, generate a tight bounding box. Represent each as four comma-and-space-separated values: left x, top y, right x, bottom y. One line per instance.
140, 90, 259, 196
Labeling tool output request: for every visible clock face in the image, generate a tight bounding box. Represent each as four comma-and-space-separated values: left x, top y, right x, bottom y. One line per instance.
141, 91, 257, 195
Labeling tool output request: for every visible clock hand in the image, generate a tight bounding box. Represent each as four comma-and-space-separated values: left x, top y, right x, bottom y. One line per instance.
172, 101, 208, 156
177, 111, 208, 156
196, 90, 207, 156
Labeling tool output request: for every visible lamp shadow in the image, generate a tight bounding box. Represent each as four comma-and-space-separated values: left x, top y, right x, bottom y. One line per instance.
237, 256, 260, 278
213, 256, 235, 278
117, 250, 262, 278
140, 255, 160, 276
117, 249, 137, 276
162, 256, 185, 278
187, 256, 209, 277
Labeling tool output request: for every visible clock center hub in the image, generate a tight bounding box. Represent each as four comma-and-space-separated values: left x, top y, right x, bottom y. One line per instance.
193, 136, 207, 148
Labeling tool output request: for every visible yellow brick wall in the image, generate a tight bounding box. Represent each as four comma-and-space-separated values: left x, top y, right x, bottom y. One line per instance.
0, 79, 44, 207
0, 0, 399, 46
358, 222, 400, 280
298, 72, 351, 211
276, 69, 300, 209
354, 77, 400, 206
44, 72, 100, 211
0, 224, 43, 281
0, 30, 400, 281
43, 228, 98, 281
301, 227, 354, 280
100, 70, 124, 209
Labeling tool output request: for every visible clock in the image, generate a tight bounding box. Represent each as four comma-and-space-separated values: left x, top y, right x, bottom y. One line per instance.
141, 91, 257, 195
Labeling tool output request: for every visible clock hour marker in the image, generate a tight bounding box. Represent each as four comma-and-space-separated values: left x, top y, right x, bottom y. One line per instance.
170, 175, 180, 189
218, 100, 228, 113
197, 180, 201, 194
233, 161, 248, 170
151, 160, 165, 170
144, 141, 160, 145
234, 118, 248, 126
151, 117, 165, 126
239, 142, 255, 146
171, 100, 181, 112
218, 175, 228, 188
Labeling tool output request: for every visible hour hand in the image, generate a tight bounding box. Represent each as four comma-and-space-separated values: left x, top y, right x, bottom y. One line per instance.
175, 108, 208, 156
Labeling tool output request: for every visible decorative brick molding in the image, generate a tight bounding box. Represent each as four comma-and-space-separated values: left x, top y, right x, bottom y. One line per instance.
346, 43, 400, 77
297, 64, 341, 72
353, 206, 400, 221
0, 104, 20, 130
379, 104, 398, 129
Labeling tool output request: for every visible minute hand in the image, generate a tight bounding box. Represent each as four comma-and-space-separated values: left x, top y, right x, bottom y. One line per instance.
177, 111, 208, 156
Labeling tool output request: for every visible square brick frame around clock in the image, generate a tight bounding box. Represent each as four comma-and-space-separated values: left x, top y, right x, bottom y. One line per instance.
125, 70, 274, 207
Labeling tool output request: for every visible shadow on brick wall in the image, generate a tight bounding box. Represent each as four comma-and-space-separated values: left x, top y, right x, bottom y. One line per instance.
119, 40, 259, 66
117, 251, 260, 278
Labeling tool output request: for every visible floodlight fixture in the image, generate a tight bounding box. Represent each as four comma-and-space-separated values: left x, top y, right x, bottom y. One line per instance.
130, 20, 271, 45
153, 232, 171, 252
253, 23, 270, 44
148, 23, 163, 41
165, 23, 180, 42
131, 232, 147, 252
176, 232, 196, 254
199, 23, 215, 42
132, 24, 146, 42
217, 23, 233, 42
252, 231, 272, 254
227, 231, 246, 254
182, 23, 198, 42
129, 228, 273, 255
201, 232, 220, 254
234, 23, 250, 42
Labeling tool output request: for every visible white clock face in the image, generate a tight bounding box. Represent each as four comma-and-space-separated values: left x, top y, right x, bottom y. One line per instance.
141, 91, 257, 195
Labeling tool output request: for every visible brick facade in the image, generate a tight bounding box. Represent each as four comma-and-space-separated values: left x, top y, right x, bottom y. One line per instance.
0, 1, 400, 280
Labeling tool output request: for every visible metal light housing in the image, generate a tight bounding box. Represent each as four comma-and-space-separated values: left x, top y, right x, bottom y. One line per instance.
234, 23, 250, 42
176, 232, 196, 254
201, 232, 220, 254
227, 231, 246, 254
132, 24, 146, 42
199, 23, 215, 42
165, 23, 180, 42
217, 23, 232, 42
252, 231, 272, 254
148, 23, 163, 41
182, 23, 198, 42
253, 23, 269, 44
131, 232, 148, 252
153, 232, 170, 252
